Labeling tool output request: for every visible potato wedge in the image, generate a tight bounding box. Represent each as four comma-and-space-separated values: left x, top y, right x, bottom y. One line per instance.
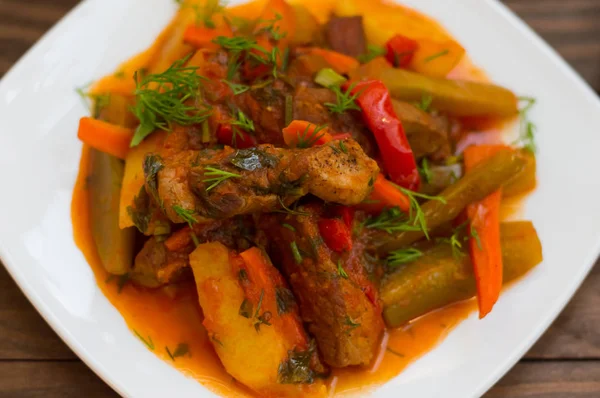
190, 242, 326, 397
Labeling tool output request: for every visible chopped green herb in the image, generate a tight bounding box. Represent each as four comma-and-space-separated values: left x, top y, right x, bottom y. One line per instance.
253, 289, 272, 332
290, 241, 303, 264
226, 53, 242, 80
471, 227, 482, 250
275, 287, 296, 315
418, 158, 432, 184
231, 109, 255, 133
203, 166, 242, 191
398, 187, 447, 240
513, 96, 537, 153
314, 68, 347, 88
143, 154, 164, 207
277, 197, 310, 216
344, 315, 360, 330
131, 56, 211, 146
230, 148, 278, 171
239, 298, 253, 318
365, 207, 420, 234
296, 123, 329, 148
325, 83, 361, 115
133, 330, 155, 350
166, 343, 190, 361
338, 140, 348, 154
201, 120, 211, 143
278, 341, 316, 384
117, 273, 130, 293
387, 248, 423, 266
386, 347, 405, 358
358, 44, 386, 64
238, 268, 248, 282
172, 205, 200, 246
337, 259, 348, 279
222, 80, 250, 95
256, 13, 286, 41
282, 223, 296, 232
424, 49, 449, 63
414, 94, 433, 112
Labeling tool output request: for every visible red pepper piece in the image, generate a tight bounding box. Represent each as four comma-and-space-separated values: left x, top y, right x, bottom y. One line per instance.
216, 124, 257, 149
331, 206, 355, 228
349, 80, 420, 191
385, 34, 419, 68
318, 218, 353, 253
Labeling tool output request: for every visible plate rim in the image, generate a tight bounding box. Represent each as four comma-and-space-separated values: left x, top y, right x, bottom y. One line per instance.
0, 0, 599, 397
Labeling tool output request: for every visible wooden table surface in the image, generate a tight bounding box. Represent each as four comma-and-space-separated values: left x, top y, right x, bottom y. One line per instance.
1, 0, 600, 396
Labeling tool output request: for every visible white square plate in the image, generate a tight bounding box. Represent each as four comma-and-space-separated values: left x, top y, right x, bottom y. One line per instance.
1, 0, 600, 397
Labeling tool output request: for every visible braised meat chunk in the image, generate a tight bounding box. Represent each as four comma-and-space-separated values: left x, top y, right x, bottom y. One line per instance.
258, 205, 384, 367
155, 139, 379, 224
325, 16, 368, 58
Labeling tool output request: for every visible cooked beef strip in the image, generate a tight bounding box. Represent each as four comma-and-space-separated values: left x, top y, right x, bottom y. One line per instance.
155, 139, 379, 224
325, 16, 367, 58
257, 204, 384, 367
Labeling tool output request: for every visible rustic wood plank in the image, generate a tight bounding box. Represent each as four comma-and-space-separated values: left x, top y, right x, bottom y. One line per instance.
526, 263, 600, 359
0, 361, 118, 398
485, 361, 600, 397
0, 266, 76, 360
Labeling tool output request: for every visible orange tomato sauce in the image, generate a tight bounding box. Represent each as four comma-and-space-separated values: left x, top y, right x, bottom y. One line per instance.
72, 1, 516, 396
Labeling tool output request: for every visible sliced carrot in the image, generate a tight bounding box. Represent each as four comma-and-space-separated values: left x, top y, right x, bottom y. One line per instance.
239, 247, 307, 349
282, 120, 333, 148
358, 173, 410, 213
183, 25, 232, 49
164, 226, 193, 252
464, 144, 508, 318
77, 117, 134, 160
298, 47, 360, 75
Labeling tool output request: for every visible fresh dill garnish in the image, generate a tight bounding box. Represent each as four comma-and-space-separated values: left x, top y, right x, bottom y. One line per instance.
213, 35, 263, 53
329, 144, 341, 154
337, 259, 348, 279
471, 227, 482, 250
387, 247, 423, 266
344, 315, 360, 330
325, 83, 361, 115
357, 44, 386, 64
173, 205, 197, 225
226, 53, 241, 80
513, 96, 537, 153
418, 158, 432, 184
338, 140, 348, 154
165, 343, 190, 361
282, 223, 296, 232
424, 49, 449, 63
203, 166, 242, 191
231, 109, 255, 132
277, 197, 310, 216
253, 289, 272, 332
296, 123, 329, 148
290, 241, 303, 264
222, 80, 250, 95
365, 207, 421, 234
172, 205, 200, 246
256, 12, 287, 41
281, 47, 290, 72
398, 187, 447, 240
414, 94, 433, 112
131, 56, 211, 146
133, 330, 155, 350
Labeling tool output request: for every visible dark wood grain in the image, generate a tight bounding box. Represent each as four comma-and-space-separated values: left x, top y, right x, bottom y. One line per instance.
0, 0, 599, 396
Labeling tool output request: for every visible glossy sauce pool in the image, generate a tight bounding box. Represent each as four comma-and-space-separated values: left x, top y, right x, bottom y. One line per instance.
72, 0, 521, 396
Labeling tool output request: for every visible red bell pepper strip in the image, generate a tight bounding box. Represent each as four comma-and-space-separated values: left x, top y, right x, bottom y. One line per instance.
464, 144, 506, 319
216, 124, 257, 149
349, 80, 420, 191
385, 34, 419, 68
333, 206, 355, 229
318, 218, 353, 252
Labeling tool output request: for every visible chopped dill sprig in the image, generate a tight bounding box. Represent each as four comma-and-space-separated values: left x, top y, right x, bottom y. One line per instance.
203, 166, 241, 191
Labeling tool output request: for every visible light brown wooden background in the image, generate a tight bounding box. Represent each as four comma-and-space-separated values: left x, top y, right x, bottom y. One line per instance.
1, 0, 600, 396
